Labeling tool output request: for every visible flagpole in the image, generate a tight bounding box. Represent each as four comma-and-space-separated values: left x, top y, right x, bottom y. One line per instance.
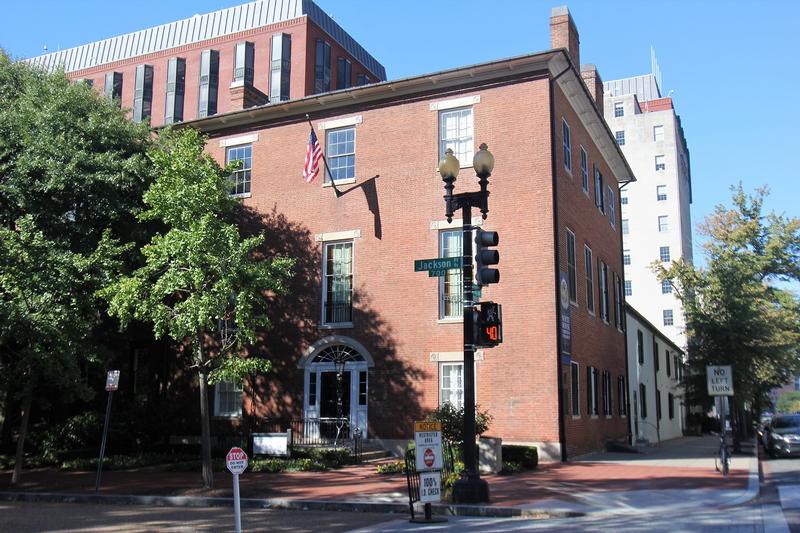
305, 114, 343, 198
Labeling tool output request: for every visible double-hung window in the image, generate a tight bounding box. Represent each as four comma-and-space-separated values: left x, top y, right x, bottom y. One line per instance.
214, 380, 243, 417
164, 57, 186, 125
336, 57, 352, 90
637, 329, 644, 364
566, 229, 577, 304
658, 216, 669, 232
660, 246, 671, 262
587, 366, 598, 416
580, 147, 589, 193
439, 108, 474, 165
618, 376, 627, 416
562, 119, 572, 172
314, 39, 332, 93
439, 230, 463, 319
270, 33, 291, 102
666, 350, 671, 377
440, 362, 464, 408
584, 246, 594, 314
594, 167, 605, 213
615, 131, 625, 146
614, 273, 623, 331
322, 241, 353, 325
571, 362, 580, 416
654, 338, 660, 371
639, 383, 648, 418
655, 155, 666, 171
614, 102, 624, 117
623, 249, 631, 265
226, 144, 252, 196
133, 64, 153, 123
653, 125, 664, 142
657, 185, 667, 201
656, 389, 662, 419
608, 186, 615, 228
198, 50, 219, 118
624, 280, 632, 296
233, 42, 255, 86
603, 371, 612, 416
325, 127, 356, 183
620, 189, 628, 205
598, 259, 609, 323
661, 280, 673, 294
663, 309, 674, 326
104, 72, 123, 105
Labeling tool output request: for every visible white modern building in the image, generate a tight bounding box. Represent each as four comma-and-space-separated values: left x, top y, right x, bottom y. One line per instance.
626, 305, 684, 444
604, 61, 692, 349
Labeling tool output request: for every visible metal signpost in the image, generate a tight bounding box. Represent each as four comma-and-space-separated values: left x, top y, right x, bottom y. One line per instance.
412, 421, 446, 523
95, 370, 120, 493
707, 366, 734, 447
226, 446, 249, 533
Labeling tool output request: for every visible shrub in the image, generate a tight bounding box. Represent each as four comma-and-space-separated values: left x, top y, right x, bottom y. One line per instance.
375, 461, 405, 475
424, 404, 492, 446
38, 412, 101, 461
502, 445, 538, 470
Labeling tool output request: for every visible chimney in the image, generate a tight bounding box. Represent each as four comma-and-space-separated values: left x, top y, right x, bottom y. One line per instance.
550, 6, 580, 69
229, 81, 269, 112
581, 64, 604, 115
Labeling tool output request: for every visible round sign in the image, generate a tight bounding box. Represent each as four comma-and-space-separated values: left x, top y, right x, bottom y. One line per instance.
423, 448, 435, 468
226, 447, 248, 475
560, 277, 570, 310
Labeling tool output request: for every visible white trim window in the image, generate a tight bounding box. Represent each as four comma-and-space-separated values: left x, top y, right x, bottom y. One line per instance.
614, 273, 623, 331
566, 228, 577, 304
598, 259, 609, 323
571, 361, 580, 416
214, 380, 243, 417
661, 280, 673, 294
620, 189, 628, 205
439, 230, 463, 319
587, 366, 599, 416
663, 309, 674, 326
584, 245, 594, 314
325, 126, 356, 183
608, 186, 615, 228
615, 130, 625, 146
439, 107, 473, 165
660, 246, 671, 262
440, 362, 464, 408
657, 184, 667, 201
603, 370, 612, 415
226, 144, 252, 195
580, 147, 589, 193
624, 279, 632, 297
653, 125, 664, 142
322, 241, 354, 325
562, 119, 572, 173
614, 102, 624, 117
623, 249, 631, 265
594, 166, 605, 213
655, 155, 666, 171
658, 216, 669, 232
618, 376, 627, 416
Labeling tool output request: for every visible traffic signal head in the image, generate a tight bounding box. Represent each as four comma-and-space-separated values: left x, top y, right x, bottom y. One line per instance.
476, 301, 503, 348
474, 228, 500, 287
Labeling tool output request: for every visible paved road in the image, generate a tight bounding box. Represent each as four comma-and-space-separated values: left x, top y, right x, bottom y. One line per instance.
760, 453, 800, 532
0, 501, 396, 532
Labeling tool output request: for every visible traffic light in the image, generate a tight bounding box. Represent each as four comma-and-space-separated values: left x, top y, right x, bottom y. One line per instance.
476, 301, 503, 348
474, 228, 500, 287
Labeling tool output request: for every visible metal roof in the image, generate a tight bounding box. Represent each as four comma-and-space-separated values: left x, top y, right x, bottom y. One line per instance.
24, 0, 386, 80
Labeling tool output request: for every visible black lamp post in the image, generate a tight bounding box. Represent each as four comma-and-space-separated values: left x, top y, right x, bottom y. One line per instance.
334, 357, 347, 445
439, 143, 494, 504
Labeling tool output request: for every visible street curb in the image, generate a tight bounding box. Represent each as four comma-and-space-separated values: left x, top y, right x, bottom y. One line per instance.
0, 491, 580, 520
724, 441, 760, 508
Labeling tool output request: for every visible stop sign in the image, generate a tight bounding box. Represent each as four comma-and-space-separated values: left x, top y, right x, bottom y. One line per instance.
226, 447, 248, 475
423, 448, 435, 468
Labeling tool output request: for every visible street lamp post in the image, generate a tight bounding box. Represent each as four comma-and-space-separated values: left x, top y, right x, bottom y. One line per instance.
334, 358, 347, 445
439, 143, 494, 504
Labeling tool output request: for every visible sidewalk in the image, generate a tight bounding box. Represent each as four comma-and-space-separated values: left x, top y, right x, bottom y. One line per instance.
0, 436, 758, 518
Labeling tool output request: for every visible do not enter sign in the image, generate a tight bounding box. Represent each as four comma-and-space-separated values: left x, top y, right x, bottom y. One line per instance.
226, 447, 248, 475
414, 421, 443, 472
423, 448, 435, 468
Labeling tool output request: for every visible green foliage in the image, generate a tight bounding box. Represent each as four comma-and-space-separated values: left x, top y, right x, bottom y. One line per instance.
424, 403, 493, 445
375, 461, 405, 475
37, 412, 101, 462
503, 444, 539, 470
208, 355, 272, 386
656, 185, 800, 413
777, 392, 800, 414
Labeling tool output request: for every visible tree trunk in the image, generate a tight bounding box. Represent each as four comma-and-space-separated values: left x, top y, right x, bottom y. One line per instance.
11, 383, 33, 486
195, 332, 214, 489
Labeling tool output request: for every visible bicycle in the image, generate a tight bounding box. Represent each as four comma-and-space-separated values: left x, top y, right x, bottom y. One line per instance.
716, 430, 730, 476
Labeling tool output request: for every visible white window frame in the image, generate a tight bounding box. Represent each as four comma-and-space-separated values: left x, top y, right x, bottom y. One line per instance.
620, 189, 628, 205
615, 130, 625, 146
214, 380, 243, 417
624, 279, 632, 296
655, 155, 666, 171
587, 366, 599, 416
598, 259, 609, 324
321, 240, 354, 327
653, 124, 664, 142
608, 186, 615, 228
660, 246, 671, 262
663, 309, 674, 326
439, 230, 463, 320
614, 102, 624, 117
440, 362, 465, 408
658, 216, 669, 232
622, 219, 629, 235
584, 245, 594, 315
580, 147, 589, 194
439, 107, 474, 167
623, 249, 631, 266
662, 280, 672, 294
325, 126, 356, 184
566, 228, 577, 305
226, 143, 252, 197
657, 185, 667, 201
562, 119, 572, 173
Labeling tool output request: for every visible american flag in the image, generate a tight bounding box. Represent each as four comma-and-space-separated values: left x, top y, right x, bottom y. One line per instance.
303, 128, 323, 183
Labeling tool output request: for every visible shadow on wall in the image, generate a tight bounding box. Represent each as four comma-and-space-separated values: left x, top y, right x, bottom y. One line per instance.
233, 204, 425, 440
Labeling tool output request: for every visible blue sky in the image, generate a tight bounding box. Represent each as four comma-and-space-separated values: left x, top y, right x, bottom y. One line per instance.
2, 0, 799, 282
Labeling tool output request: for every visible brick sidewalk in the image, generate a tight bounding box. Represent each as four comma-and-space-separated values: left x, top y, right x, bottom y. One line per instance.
0, 459, 748, 508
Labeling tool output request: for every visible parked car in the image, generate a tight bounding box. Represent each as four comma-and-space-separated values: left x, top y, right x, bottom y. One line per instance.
765, 415, 800, 458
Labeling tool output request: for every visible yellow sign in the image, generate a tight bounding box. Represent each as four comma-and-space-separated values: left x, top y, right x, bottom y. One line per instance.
414, 421, 441, 433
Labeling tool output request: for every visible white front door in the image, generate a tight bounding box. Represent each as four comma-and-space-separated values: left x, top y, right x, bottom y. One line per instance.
304, 364, 368, 438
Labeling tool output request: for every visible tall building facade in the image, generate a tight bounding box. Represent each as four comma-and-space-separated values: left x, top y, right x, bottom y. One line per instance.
23, 4, 636, 459
603, 66, 693, 349
26, 0, 386, 127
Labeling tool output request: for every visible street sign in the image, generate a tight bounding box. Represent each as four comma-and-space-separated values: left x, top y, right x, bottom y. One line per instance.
414, 257, 461, 272
419, 471, 442, 502
414, 421, 443, 472
226, 447, 249, 475
707, 366, 734, 396
105, 370, 120, 391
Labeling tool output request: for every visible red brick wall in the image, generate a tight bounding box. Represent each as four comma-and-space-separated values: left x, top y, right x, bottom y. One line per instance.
200, 71, 630, 458
553, 82, 629, 456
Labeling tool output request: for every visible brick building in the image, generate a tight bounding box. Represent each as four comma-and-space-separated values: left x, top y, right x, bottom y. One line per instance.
29, 3, 634, 459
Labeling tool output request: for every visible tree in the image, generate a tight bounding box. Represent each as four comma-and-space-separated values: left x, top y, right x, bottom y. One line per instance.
656, 185, 800, 429
0, 50, 152, 483
100, 128, 293, 488
776, 392, 800, 415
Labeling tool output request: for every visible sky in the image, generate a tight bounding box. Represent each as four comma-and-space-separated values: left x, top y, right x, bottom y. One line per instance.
1, 0, 799, 282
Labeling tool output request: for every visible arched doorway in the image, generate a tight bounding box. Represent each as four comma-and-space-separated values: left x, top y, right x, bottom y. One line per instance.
300, 337, 372, 438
